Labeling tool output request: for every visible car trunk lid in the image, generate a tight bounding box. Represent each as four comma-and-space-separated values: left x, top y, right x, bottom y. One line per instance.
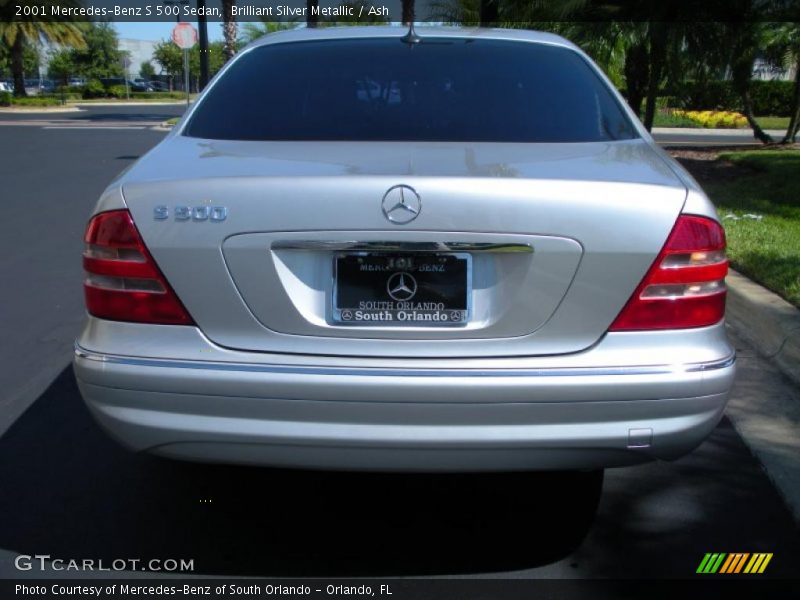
121, 137, 687, 358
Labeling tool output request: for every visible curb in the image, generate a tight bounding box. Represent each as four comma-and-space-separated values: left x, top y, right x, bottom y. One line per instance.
72, 101, 190, 107
653, 127, 787, 136
726, 269, 800, 386
0, 106, 82, 113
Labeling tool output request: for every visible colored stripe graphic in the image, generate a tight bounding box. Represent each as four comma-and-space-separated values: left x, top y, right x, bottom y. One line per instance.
697, 553, 727, 573
743, 553, 773, 574
719, 554, 735, 573
699, 552, 773, 574
733, 553, 750, 573
720, 553, 749, 573
710, 553, 726, 573
696, 553, 713, 573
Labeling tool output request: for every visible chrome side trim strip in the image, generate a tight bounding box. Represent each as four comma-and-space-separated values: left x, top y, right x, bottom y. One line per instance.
74, 344, 735, 378
271, 241, 534, 253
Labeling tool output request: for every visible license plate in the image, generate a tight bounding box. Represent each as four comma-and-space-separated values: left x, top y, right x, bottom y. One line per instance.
333, 253, 471, 326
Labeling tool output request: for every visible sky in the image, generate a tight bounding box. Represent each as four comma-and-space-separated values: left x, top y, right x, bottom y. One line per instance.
114, 22, 224, 43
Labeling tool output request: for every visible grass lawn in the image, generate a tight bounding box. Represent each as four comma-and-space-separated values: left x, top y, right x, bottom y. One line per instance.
755, 116, 790, 130
702, 150, 800, 307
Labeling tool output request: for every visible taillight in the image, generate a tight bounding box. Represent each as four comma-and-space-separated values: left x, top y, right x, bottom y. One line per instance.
609, 215, 728, 331
83, 210, 194, 325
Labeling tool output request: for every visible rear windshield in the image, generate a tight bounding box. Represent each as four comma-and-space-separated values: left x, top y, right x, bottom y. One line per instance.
184, 38, 637, 143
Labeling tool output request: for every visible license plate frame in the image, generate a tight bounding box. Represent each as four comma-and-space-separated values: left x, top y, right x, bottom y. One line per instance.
332, 252, 472, 327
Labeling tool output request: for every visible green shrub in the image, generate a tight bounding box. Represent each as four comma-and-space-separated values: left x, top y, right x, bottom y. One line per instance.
10, 96, 63, 107
669, 80, 740, 112
81, 79, 106, 99
668, 80, 794, 116
54, 86, 81, 100
130, 91, 186, 99
107, 85, 128, 99
750, 81, 794, 116
0, 91, 11, 107
656, 96, 676, 109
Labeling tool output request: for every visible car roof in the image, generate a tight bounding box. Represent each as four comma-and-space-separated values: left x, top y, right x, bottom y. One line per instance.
247, 25, 579, 52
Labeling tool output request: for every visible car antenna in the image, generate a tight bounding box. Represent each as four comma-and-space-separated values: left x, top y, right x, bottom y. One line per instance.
400, 22, 422, 45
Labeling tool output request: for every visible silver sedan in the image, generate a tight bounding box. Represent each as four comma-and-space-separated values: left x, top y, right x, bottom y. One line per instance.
74, 27, 735, 473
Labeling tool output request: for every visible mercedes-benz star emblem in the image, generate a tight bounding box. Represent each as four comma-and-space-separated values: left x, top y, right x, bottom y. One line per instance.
381, 185, 421, 224
386, 272, 418, 302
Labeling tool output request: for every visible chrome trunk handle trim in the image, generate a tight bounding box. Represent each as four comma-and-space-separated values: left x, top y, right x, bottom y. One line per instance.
270, 241, 534, 253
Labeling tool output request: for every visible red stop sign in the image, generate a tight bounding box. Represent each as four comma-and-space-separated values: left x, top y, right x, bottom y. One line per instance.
172, 22, 198, 49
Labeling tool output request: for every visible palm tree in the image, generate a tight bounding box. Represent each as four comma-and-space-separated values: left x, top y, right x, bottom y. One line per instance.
428, 0, 479, 25
239, 22, 296, 45
479, 0, 498, 25
0, 0, 85, 97
221, 0, 238, 61
725, 21, 775, 144
781, 27, 800, 144
762, 22, 800, 144
555, 21, 650, 117
307, 0, 319, 28
402, 0, 415, 24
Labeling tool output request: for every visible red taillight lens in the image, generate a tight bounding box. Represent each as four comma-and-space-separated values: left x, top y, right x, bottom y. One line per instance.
609, 215, 728, 331
83, 210, 194, 325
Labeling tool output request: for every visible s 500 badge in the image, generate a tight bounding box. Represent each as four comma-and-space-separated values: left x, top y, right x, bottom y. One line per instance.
154, 205, 228, 222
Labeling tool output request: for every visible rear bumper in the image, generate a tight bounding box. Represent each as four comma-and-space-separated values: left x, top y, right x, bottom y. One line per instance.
73, 327, 735, 471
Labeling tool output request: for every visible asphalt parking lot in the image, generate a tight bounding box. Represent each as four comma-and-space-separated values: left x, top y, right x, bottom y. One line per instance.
0, 106, 798, 579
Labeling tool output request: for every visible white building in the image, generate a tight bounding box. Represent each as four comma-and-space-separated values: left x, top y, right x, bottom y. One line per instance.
118, 39, 159, 78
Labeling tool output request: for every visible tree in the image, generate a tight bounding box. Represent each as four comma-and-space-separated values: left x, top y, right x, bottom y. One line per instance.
552, 3, 698, 131
0, 0, 85, 96
48, 49, 75, 86
307, 0, 319, 28
402, 0, 415, 24
526, 1, 791, 141
428, 0, 479, 25
69, 22, 124, 81
140, 61, 156, 80
239, 22, 296, 45
221, 0, 238, 61
429, 1, 668, 124
726, 21, 775, 144
189, 41, 226, 84
153, 39, 184, 87
762, 22, 800, 143
479, 0, 498, 25
553, 21, 651, 118
787, 66, 800, 143
153, 39, 227, 90
0, 40, 39, 80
